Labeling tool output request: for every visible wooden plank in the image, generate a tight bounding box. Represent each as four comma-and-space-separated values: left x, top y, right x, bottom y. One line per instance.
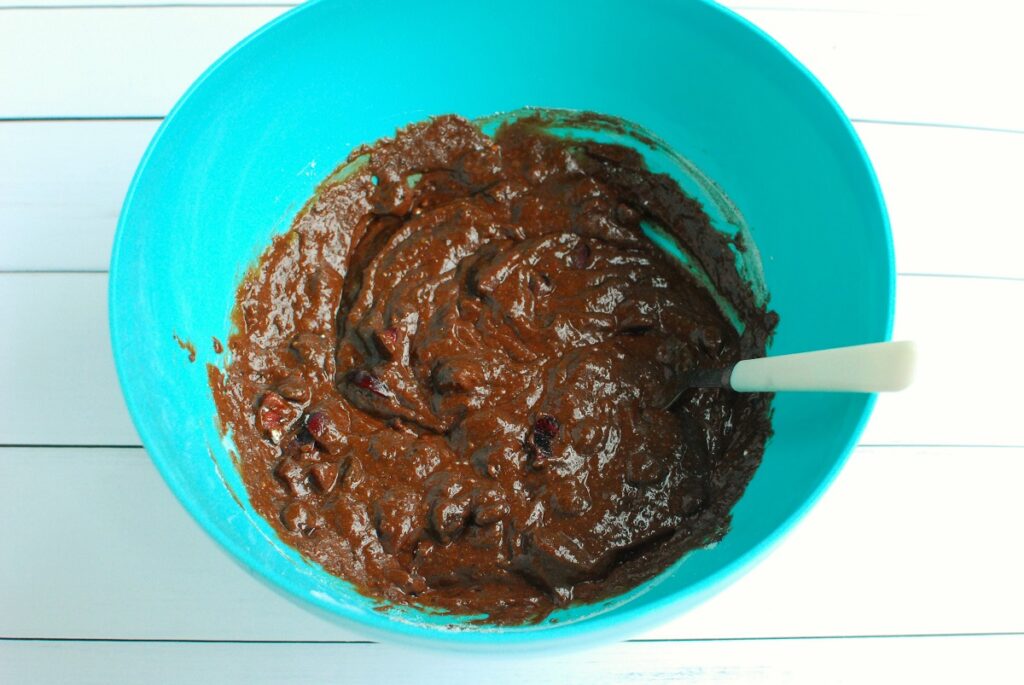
3, 634, 1023, 685
0, 274, 140, 446
856, 123, 1024, 281
860, 275, 1024, 447
3, 120, 1023, 276
731, 6, 1024, 133
0, 120, 156, 272
2, 446, 1021, 641
0, 7, 288, 118
2, 272, 1020, 447
0, 5, 1021, 129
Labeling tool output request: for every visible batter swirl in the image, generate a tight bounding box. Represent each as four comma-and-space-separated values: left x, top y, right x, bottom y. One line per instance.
210, 113, 777, 623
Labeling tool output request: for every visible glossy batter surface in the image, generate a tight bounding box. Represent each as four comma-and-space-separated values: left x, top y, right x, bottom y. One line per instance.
210, 114, 777, 623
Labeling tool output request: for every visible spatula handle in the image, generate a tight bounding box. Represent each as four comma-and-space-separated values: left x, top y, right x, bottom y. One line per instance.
730, 341, 917, 393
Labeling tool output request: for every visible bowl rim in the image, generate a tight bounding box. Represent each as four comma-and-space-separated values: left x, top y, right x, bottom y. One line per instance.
109, 0, 895, 651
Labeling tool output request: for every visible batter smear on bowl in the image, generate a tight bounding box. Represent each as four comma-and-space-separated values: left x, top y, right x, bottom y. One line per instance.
209, 113, 778, 624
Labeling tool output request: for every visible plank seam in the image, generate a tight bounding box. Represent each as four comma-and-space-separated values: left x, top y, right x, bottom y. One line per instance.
0, 444, 143, 449
1, 117, 1022, 136
896, 273, 1024, 283
3, 631, 1022, 644
0, 3, 298, 9
0, 116, 163, 122
850, 118, 1024, 136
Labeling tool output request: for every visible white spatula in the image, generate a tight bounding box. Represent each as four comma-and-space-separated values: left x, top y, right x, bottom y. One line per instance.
669, 341, 917, 404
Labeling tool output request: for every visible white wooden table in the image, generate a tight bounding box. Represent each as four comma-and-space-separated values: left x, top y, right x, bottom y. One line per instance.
2, 1, 1023, 682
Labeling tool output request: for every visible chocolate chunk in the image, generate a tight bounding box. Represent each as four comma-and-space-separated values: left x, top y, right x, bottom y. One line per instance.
626, 451, 669, 486
281, 501, 318, 535
309, 461, 340, 493
277, 374, 311, 403
274, 458, 310, 497
429, 492, 473, 544
373, 488, 425, 554
514, 530, 614, 595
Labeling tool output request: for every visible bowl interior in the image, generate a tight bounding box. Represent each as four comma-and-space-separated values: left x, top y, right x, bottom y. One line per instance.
110, 0, 892, 650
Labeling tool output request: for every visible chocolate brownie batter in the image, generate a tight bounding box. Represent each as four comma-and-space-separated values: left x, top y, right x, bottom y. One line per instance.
210, 112, 777, 624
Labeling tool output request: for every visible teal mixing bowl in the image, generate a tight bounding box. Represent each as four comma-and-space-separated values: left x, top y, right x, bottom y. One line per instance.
109, 0, 893, 651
